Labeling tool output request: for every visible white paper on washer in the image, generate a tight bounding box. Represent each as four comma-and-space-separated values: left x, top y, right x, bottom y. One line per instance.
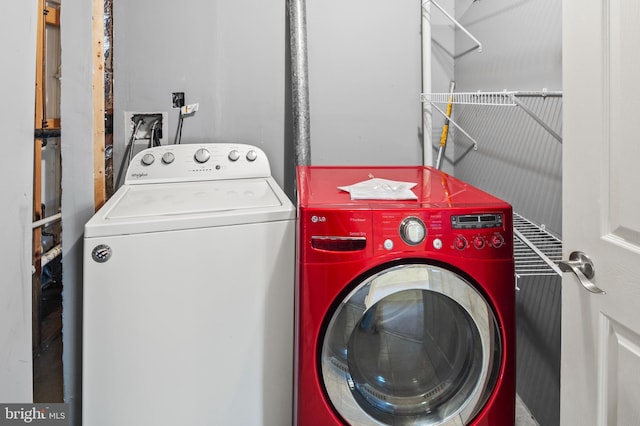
338, 178, 418, 200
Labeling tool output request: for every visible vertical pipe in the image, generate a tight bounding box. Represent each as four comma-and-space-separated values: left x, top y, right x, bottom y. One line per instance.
421, 0, 433, 166
288, 0, 311, 166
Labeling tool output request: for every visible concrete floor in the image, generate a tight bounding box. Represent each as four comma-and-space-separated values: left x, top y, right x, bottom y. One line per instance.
516, 394, 539, 425
33, 306, 63, 403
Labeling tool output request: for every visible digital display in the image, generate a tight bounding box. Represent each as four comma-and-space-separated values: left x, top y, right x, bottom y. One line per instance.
451, 214, 503, 229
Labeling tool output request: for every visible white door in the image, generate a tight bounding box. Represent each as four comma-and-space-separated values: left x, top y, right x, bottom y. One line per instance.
562, 0, 640, 424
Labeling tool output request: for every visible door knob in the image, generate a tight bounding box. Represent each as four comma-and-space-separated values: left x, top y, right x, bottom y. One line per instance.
557, 251, 606, 295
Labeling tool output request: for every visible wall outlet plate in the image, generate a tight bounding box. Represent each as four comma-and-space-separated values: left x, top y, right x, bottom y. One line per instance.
124, 111, 168, 149
172, 92, 185, 108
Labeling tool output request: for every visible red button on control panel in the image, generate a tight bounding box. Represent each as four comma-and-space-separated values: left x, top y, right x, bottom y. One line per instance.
454, 236, 468, 250
491, 233, 505, 248
473, 236, 486, 250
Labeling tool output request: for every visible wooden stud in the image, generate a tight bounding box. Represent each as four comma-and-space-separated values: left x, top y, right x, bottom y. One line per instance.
32, 0, 46, 350
92, 0, 106, 210
44, 6, 60, 27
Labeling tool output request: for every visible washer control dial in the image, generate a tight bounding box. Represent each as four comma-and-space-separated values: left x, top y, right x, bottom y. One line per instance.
473, 236, 486, 249
399, 217, 426, 246
491, 233, 505, 248
194, 148, 210, 163
228, 150, 240, 162
141, 153, 155, 166
246, 150, 258, 162
162, 152, 175, 164
454, 236, 468, 250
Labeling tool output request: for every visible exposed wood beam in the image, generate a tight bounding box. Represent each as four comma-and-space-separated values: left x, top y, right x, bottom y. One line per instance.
92, 0, 106, 210
32, 0, 47, 350
45, 6, 60, 27
44, 118, 61, 129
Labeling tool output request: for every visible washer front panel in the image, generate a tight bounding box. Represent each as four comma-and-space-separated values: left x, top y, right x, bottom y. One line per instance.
321, 264, 500, 426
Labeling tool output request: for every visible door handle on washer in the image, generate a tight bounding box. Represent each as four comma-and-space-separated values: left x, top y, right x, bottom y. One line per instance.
557, 251, 606, 295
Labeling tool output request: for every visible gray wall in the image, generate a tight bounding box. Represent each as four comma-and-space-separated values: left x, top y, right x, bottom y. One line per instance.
452, 1, 563, 425
0, 0, 38, 402
113, 0, 425, 199
452, 0, 562, 235
113, 0, 288, 189
305, 0, 422, 166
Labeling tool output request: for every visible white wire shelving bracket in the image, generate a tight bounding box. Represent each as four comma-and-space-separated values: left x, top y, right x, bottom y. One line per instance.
421, 90, 563, 143
425, 0, 482, 54
513, 213, 563, 280
422, 91, 516, 106
430, 102, 478, 150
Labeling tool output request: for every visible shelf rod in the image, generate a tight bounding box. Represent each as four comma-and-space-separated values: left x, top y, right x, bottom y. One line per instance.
426, 0, 482, 53
514, 91, 563, 97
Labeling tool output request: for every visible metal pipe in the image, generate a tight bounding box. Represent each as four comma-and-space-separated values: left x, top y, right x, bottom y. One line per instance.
32, 212, 62, 229
35, 128, 62, 139
41, 244, 62, 268
288, 0, 311, 166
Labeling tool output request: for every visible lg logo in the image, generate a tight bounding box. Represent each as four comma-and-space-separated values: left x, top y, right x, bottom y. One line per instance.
311, 215, 326, 223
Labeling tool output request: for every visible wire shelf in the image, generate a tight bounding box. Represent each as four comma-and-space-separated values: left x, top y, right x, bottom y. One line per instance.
421, 91, 517, 106
513, 213, 563, 277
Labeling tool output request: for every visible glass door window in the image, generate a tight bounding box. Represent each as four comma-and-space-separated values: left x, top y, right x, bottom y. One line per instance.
321, 264, 500, 425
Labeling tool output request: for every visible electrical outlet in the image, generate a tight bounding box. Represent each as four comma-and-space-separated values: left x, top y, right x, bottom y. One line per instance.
172, 92, 185, 108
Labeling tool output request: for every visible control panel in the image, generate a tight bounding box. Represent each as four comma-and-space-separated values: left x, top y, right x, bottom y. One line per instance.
125, 143, 271, 184
372, 210, 510, 259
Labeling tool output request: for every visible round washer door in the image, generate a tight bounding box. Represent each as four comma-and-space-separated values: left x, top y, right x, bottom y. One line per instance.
321, 263, 501, 425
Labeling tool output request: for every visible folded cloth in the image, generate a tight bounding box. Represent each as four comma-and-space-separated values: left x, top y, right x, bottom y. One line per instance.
338, 178, 418, 200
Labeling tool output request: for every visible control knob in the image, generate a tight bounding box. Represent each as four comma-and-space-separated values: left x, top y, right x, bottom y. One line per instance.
491, 233, 505, 248
454, 236, 468, 250
228, 150, 240, 162
194, 148, 210, 164
399, 217, 426, 246
246, 150, 258, 162
473, 236, 486, 249
141, 153, 155, 166
162, 152, 175, 164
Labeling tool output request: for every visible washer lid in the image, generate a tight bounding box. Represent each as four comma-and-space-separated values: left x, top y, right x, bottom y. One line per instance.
107, 179, 281, 219
84, 177, 294, 237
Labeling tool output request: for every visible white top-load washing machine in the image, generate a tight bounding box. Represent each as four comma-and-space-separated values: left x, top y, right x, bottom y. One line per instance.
83, 143, 295, 426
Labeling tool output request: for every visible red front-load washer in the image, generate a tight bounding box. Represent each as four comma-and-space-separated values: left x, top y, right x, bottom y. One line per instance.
295, 166, 515, 426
